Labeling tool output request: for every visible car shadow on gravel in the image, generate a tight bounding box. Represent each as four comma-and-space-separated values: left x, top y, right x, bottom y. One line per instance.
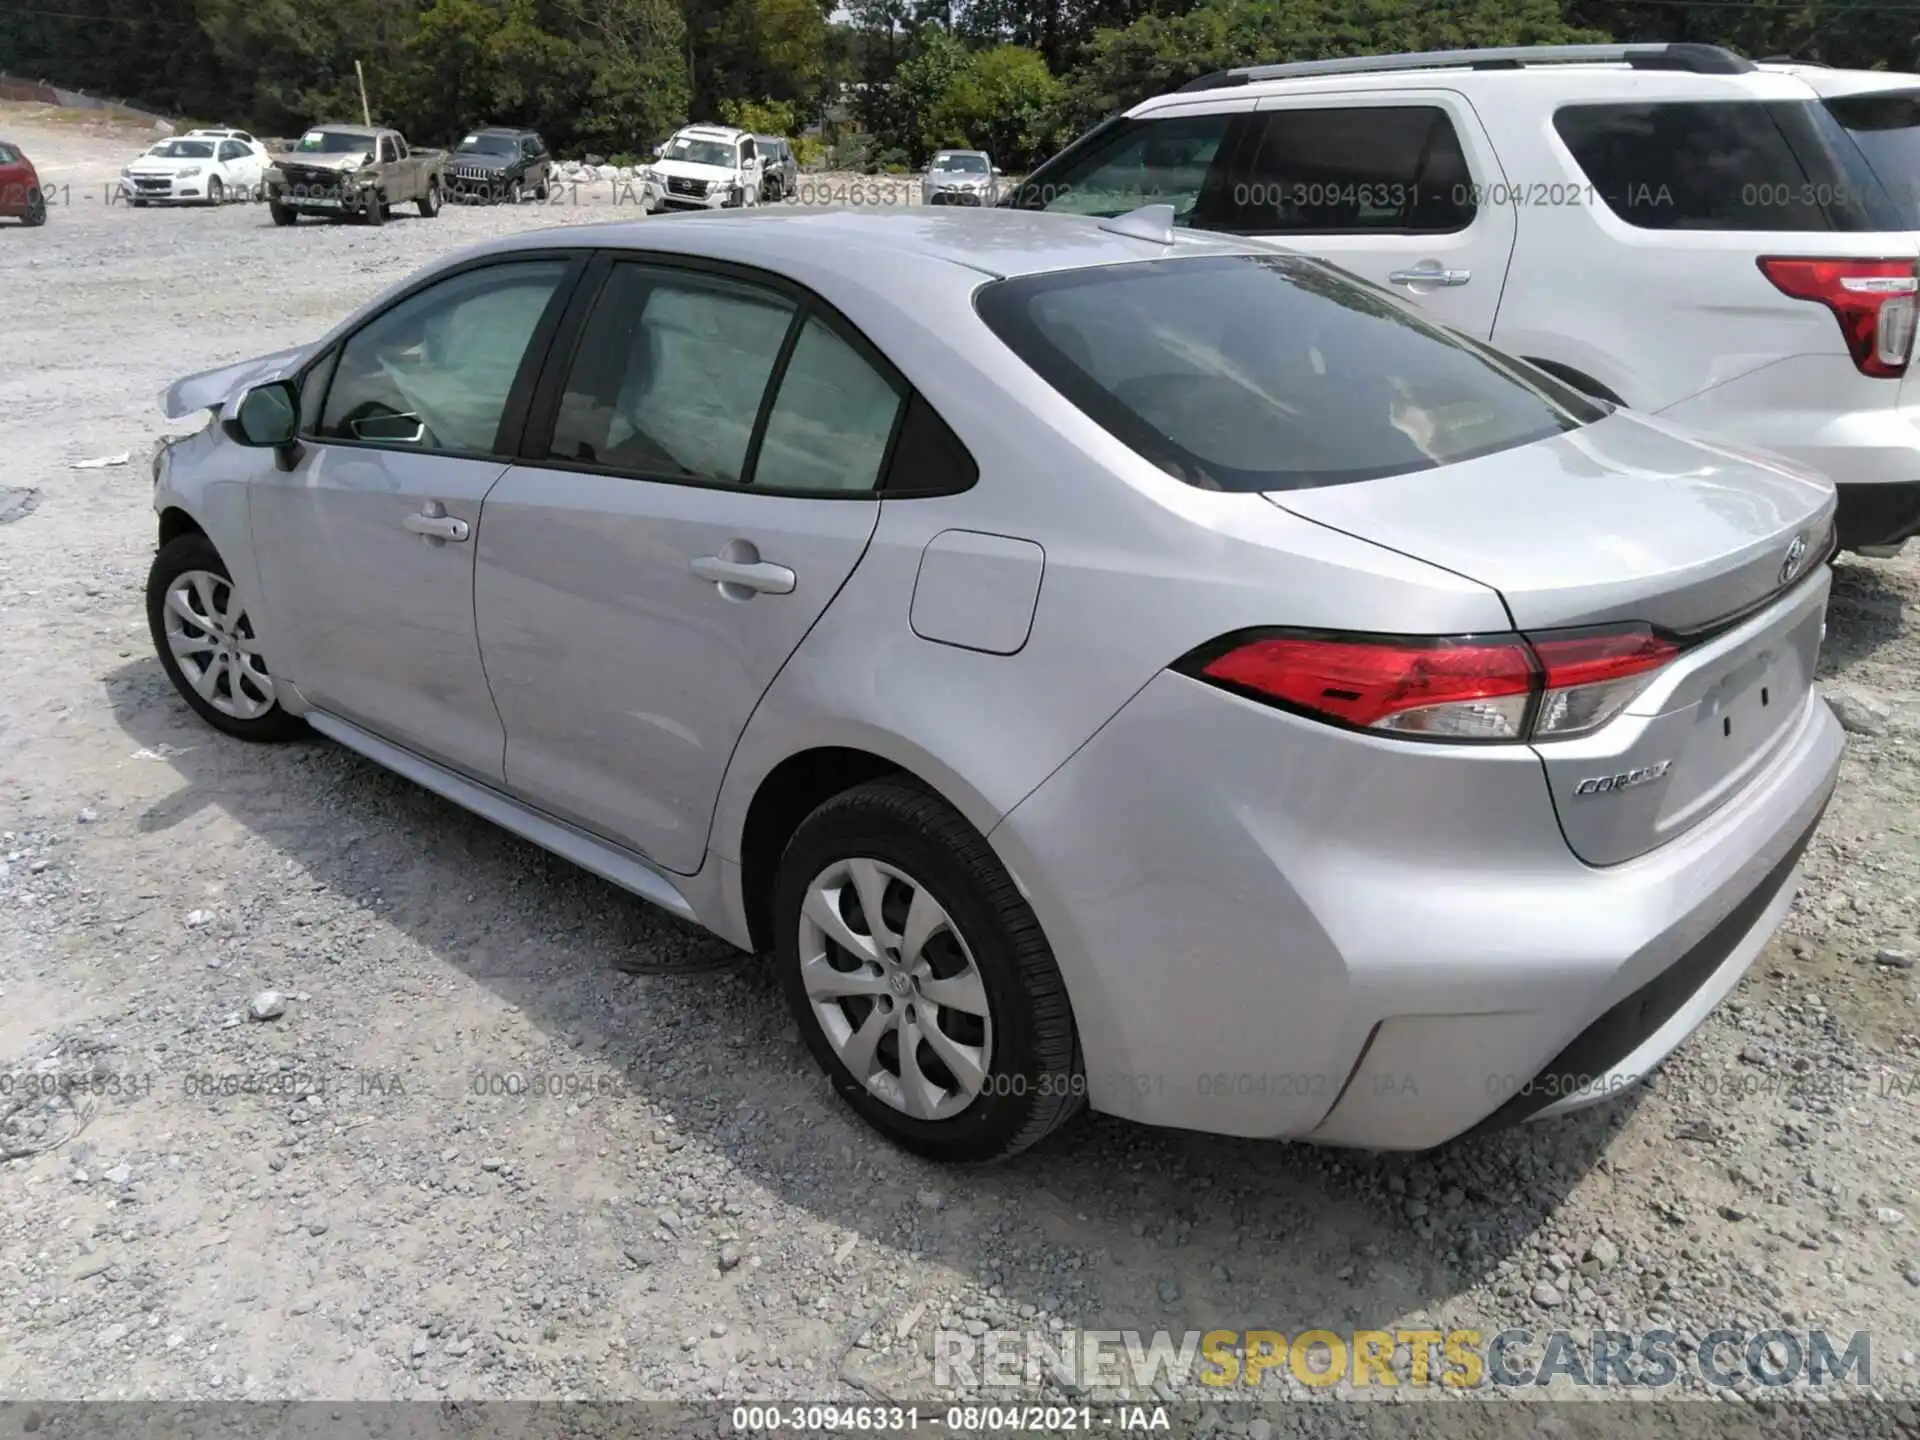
104, 655, 1636, 1347
1821, 558, 1911, 672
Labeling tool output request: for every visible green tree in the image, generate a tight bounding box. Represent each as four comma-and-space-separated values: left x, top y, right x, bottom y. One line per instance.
720, 97, 800, 134
1068, 0, 1605, 130
892, 25, 971, 156
934, 44, 1066, 164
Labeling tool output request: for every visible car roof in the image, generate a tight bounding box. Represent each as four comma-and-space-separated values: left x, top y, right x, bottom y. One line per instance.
474, 125, 539, 136
1133, 60, 1822, 115
934, 149, 990, 156
1757, 63, 1920, 98
475, 207, 1273, 280
308, 123, 383, 137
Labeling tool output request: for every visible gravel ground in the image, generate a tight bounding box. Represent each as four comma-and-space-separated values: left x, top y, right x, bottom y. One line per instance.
3, 104, 1920, 1422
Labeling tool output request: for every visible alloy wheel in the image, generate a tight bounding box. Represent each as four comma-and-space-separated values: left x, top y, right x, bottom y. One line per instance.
162, 569, 275, 720
798, 857, 993, 1121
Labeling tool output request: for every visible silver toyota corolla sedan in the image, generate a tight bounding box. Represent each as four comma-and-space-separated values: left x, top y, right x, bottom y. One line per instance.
146, 207, 1843, 1163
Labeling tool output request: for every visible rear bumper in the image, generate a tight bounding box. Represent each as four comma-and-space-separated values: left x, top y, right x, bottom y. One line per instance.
1833, 479, 1920, 553
990, 665, 1843, 1149
1463, 788, 1824, 1136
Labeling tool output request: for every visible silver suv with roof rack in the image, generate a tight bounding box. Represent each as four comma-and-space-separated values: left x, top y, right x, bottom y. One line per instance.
1006, 43, 1920, 556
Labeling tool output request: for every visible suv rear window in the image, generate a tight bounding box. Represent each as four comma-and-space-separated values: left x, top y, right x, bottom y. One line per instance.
1823, 89, 1920, 226
1553, 100, 1906, 230
975, 254, 1603, 492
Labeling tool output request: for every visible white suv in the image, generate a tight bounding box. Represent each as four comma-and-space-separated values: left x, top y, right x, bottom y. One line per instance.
642, 124, 764, 212
1005, 43, 1920, 555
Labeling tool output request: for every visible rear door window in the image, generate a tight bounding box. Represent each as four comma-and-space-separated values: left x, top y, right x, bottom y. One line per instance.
976, 254, 1601, 492
1003, 111, 1248, 226
547, 264, 795, 483
1823, 89, 1920, 227
1553, 100, 1905, 230
1220, 105, 1477, 234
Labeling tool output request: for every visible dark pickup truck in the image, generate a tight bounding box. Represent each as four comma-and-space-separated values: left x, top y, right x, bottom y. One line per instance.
443, 126, 553, 203
265, 124, 445, 225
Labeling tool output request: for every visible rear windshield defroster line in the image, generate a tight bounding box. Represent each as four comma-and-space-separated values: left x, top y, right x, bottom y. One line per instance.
973, 253, 1605, 493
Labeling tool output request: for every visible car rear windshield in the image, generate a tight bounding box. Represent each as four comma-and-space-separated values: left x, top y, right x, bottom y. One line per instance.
1553, 100, 1908, 230
975, 254, 1604, 492
154, 140, 214, 159
1822, 89, 1920, 226
460, 134, 518, 155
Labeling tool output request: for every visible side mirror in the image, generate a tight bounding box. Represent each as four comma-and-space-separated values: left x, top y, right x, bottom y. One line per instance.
993, 165, 1004, 175
223, 379, 303, 469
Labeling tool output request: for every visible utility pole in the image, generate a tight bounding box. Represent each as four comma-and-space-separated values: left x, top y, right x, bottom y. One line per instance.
355, 60, 371, 125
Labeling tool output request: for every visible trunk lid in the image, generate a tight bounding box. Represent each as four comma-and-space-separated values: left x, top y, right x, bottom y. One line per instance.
1267, 410, 1837, 865
1265, 410, 1834, 633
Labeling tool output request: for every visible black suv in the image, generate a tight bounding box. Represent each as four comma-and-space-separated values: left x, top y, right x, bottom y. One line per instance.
445, 126, 551, 203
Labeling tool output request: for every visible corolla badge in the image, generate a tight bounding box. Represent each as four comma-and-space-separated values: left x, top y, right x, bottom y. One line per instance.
1779, 533, 1809, 587
1573, 759, 1673, 797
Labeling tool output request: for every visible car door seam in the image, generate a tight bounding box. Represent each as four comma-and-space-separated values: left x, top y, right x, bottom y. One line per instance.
695, 502, 888, 873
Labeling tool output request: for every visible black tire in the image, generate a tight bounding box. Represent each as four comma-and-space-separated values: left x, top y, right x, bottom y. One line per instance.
418, 179, 440, 218
205, 176, 224, 205
146, 533, 305, 744
507, 178, 523, 205
774, 778, 1084, 1164
363, 192, 386, 225
130, 197, 148, 208
269, 198, 296, 225
534, 173, 550, 201
24, 189, 47, 227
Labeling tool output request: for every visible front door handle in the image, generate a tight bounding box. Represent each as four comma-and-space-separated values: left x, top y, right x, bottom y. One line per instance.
404, 500, 469, 544
1388, 263, 1472, 288
691, 552, 795, 596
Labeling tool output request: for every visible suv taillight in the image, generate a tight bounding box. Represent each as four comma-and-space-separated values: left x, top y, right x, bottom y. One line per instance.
1180, 626, 1680, 745
1758, 256, 1918, 378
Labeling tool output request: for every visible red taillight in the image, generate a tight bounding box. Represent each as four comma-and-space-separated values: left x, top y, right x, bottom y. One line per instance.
1758, 256, 1918, 379
1188, 625, 1680, 744
1200, 634, 1537, 741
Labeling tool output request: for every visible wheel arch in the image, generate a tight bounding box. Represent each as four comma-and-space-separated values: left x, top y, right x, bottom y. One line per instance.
158, 506, 206, 548
730, 740, 1001, 954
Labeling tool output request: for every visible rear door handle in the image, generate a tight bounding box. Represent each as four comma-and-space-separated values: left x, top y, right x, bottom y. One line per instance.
1388, 263, 1472, 288
691, 553, 795, 595
403, 501, 469, 544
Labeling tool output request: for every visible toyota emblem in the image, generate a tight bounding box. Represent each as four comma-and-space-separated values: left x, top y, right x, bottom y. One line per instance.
1779, 533, 1808, 586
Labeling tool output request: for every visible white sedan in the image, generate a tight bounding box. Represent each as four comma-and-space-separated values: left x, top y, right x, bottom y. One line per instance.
120, 134, 269, 207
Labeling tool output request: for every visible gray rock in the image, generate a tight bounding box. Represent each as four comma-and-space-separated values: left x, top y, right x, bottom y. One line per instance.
1157, 1277, 1181, 1304
184, 909, 213, 928
1875, 949, 1915, 969
77, 807, 99, 824
718, 1244, 742, 1272
480, 1157, 504, 1172
916, 1188, 946, 1212
1824, 687, 1891, 736
1532, 1283, 1565, 1308
1582, 1236, 1620, 1275
247, 991, 286, 1021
